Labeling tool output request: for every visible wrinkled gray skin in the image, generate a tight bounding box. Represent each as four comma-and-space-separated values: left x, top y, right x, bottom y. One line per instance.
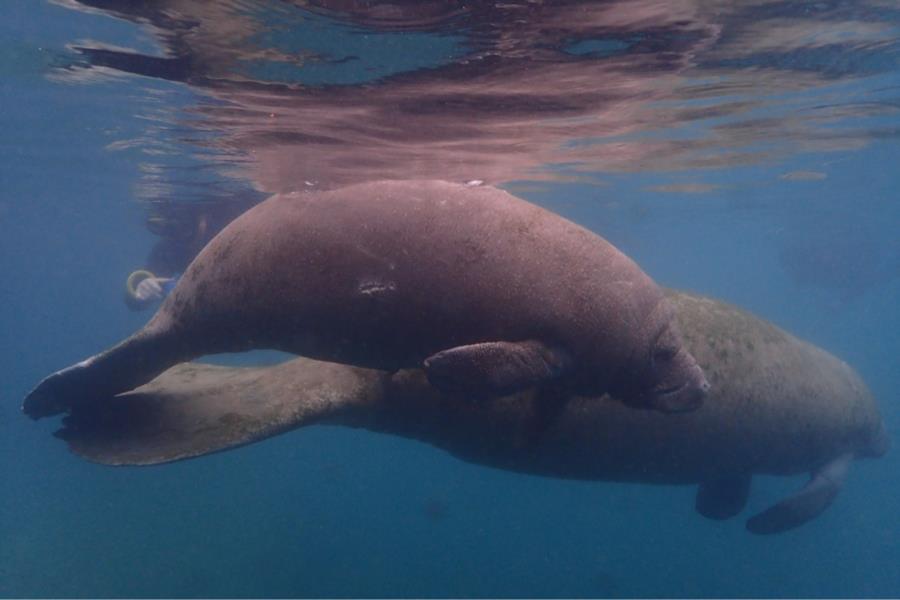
57, 292, 888, 534
24, 180, 707, 419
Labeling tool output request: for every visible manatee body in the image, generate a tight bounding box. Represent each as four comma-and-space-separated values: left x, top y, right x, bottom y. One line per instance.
24, 180, 707, 418
58, 291, 888, 534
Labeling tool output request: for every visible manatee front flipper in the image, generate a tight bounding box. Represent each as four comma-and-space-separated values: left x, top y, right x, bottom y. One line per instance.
746, 453, 853, 535
423, 340, 570, 397
54, 358, 388, 466
696, 474, 752, 520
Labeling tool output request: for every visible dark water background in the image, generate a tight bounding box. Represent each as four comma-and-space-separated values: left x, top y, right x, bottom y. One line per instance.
2, 0, 899, 597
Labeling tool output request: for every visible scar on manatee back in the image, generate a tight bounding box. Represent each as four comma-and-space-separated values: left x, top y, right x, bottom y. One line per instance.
358, 279, 397, 298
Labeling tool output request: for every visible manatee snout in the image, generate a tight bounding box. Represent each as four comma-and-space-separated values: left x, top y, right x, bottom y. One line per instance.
612, 301, 711, 413
636, 347, 710, 413
651, 366, 709, 413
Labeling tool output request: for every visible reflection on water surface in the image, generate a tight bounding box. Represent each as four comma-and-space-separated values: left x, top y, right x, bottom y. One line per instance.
56, 0, 900, 195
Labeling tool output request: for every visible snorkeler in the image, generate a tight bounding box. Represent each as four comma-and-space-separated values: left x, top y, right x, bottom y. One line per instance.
124, 196, 260, 310
124, 270, 179, 310
123, 209, 200, 310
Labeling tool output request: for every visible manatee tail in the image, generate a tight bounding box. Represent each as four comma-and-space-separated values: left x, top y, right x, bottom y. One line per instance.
22, 325, 188, 420
745, 453, 852, 535
54, 359, 388, 465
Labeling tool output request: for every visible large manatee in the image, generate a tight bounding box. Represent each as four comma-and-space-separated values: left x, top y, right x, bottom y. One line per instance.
24, 180, 707, 419
56, 291, 888, 534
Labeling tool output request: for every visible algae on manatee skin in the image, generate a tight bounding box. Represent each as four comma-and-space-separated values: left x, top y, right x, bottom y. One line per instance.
217, 411, 251, 429
198, 412, 263, 441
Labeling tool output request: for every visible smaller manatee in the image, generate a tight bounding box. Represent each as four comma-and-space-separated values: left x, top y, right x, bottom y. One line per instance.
24, 180, 708, 420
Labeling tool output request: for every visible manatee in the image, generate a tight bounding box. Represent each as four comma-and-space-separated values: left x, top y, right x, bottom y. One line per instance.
23, 179, 707, 419
55, 291, 888, 534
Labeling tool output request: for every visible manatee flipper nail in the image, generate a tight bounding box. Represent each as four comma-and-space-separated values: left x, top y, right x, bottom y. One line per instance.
695, 474, 752, 520
423, 340, 569, 397
746, 453, 853, 535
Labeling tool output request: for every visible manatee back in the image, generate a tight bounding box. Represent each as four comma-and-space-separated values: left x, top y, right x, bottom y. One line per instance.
152, 179, 663, 377
667, 291, 885, 474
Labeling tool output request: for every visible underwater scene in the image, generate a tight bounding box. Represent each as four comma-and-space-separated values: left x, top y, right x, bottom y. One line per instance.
2, 0, 899, 597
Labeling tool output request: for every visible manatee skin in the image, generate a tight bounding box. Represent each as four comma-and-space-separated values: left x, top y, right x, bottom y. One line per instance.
56, 291, 887, 533
25, 180, 707, 418
413, 290, 886, 483
56, 360, 389, 466
371, 290, 885, 533
60, 292, 886, 481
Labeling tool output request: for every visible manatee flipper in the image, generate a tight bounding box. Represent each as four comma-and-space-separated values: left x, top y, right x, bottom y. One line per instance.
423, 340, 570, 397
23, 327, 185, 420
55, 359, 388, 466
696, 474, 752, 520
746, 453, 853, 535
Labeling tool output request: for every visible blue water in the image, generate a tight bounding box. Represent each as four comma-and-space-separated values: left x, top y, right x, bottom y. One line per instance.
2, 1, 899, 597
